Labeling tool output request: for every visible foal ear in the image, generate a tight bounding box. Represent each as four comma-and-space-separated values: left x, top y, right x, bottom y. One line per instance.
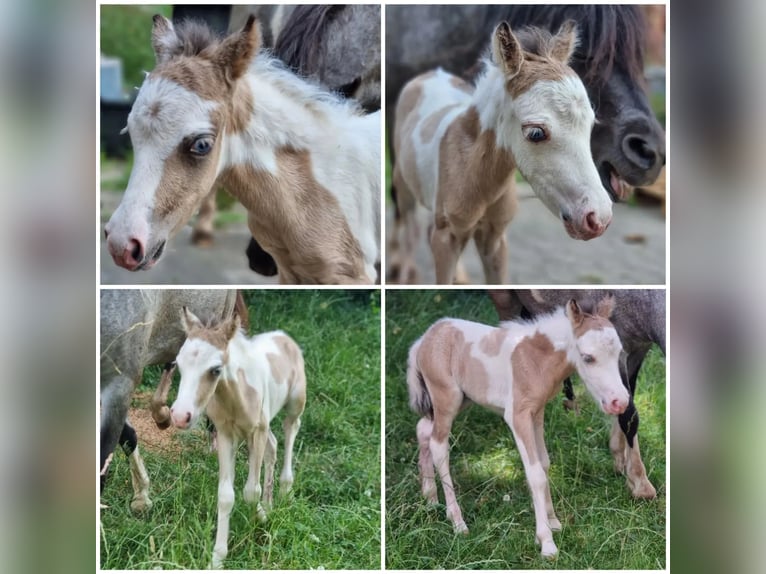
492, 22, 523, 79
550, 20, 579, 64
214, 15, 262, 83
180, 306, 204, 333
595, 294, 616, 319
152, 15, 181, 66
224, 314, 241, 341
565, 299, 584, 325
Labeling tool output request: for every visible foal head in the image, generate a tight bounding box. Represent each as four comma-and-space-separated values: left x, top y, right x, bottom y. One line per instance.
490, 22, 612, 240
565, 296, 628, 415
171, 307, 241, 429
105, 16, 261, 270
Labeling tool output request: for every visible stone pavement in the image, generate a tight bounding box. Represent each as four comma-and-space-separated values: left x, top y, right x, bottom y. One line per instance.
386, 182, 666, 285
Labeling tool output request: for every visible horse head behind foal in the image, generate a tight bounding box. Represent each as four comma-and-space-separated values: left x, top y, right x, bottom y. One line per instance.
406, 295, 627, 557
170, 307, 306, 568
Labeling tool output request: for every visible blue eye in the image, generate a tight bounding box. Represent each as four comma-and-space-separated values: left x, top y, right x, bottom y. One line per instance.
190, 136, 214, 156
525, 126, 548, 143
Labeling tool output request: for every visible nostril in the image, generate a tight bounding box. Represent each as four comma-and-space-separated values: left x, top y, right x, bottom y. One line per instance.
185, 412, 191, 423
124, 238, 144, 265
584, 212, 599, 233
104, 229, 109, 240
611, 398, 624, 412
623, 134, 658, 169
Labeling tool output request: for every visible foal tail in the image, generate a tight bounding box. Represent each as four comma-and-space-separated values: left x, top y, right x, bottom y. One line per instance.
406, 337, 433, 419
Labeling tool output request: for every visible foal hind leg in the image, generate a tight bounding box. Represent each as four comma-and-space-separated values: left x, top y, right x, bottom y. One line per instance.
427, 383, 467, 533
262, 430, 277, 511
191, 188, 216, 246
533, 410, 560, 531
416, 417, 438, 504
280, 411, 303, 495
245, 428, 268, 522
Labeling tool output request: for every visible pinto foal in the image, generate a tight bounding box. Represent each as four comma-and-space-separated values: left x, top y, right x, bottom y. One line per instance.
391, 22, 612, 284
170, 308, 306, 568
407, 296, 628, 557
105, 16, 380, 284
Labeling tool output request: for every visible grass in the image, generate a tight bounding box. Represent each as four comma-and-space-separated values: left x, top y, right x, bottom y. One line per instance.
100, 290, 381, 570
385, 290, 666, 570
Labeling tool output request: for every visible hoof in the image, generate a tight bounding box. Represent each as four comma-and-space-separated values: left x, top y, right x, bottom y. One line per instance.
629, 479, 657, 499
130, 497, 152, 514
256, 504, 268, 524
453, 521, 469, 535
541, 541, 558, 559
190, 230, 214, 247
549, 517, 562, 531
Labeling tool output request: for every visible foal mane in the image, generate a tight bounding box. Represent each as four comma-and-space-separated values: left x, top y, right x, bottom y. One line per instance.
494, 5, 647, 87
163, 18, 223, 60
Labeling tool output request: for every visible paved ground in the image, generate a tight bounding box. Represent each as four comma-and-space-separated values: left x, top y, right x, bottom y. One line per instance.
386, 182, 666, 285
101, 182, 664, 286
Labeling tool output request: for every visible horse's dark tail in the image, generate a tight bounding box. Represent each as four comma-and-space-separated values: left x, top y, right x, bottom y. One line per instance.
234, 290, 250, 332
406, 338, 433, 418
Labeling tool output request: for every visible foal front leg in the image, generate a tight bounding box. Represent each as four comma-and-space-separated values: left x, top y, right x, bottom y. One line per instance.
430, 220, 470, 285
245, 428, 268, 523
474, 193, 515, 284
505, 408, 557, 558
533, 409, 561, 531
211, 432, 236, 569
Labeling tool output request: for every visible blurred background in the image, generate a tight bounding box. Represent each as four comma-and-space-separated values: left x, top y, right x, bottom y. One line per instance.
2, 0, 766, 573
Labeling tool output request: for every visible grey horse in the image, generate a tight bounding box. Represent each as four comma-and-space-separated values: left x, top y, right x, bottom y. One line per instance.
489, 289, 665, 499
100, 289, 245, 511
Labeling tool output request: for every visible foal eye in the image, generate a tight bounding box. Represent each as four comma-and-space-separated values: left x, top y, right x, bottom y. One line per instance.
523, 125, 548, 143
582, 355, 595, 364
209, 366, 222, 377
190, 136, 214, 156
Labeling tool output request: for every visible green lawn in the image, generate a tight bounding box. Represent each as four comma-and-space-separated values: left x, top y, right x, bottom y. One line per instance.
100, 290, 381, 569
385, 290, 666, 569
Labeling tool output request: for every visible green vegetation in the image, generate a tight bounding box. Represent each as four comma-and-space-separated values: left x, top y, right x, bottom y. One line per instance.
385, 290, 666, 569
100, 5, 172, 89
101, 290, 381, 569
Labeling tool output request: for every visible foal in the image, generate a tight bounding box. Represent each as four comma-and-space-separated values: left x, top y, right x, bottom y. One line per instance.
171, 308, 306, 568
391, 22, 612, 284
105, 16, 380, 284
407, 296, 628, 557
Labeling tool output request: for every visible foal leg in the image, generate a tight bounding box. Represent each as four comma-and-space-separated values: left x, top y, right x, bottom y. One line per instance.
280, 413, 302, 494
430, 221, 470, 285
533, 410, 560, 531
416, 417, 438, 504
505, 408, 557, 558
191, 188, 216, 246
211, 432, 236, 569
245, 428, 268, 523
474, 192, 515, 284
262, 430, 277, 511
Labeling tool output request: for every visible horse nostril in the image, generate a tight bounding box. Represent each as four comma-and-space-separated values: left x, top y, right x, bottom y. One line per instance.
584, 212, 599, 234
185, 412, 191, 423
623, 134, 659, 170
610, 398, 624, 412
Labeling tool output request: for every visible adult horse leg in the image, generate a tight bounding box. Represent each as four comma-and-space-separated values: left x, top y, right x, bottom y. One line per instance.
245, 428, 268, 523
533, 409, 561, 531
211, 431, 236, 569
416, 417, 438, 504
150, 363, 175, 429
190, 188, 217, 246
119, 421, 153, 513
100, 375, 134, 488
474, 192, 515, 284
505, 407, 557, 558
615, 348, 657, 499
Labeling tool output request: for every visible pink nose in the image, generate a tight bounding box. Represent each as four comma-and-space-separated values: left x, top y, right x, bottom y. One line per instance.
106, 232, 145, 271
582, 211, 610, 237
171, 409, 192, 429
608, 398, 628, 415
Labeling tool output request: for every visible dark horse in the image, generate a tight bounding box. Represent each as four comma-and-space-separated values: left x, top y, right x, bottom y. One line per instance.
386, 5, 665, 205
245, 5, 381, 277
489, 289, 665, 499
